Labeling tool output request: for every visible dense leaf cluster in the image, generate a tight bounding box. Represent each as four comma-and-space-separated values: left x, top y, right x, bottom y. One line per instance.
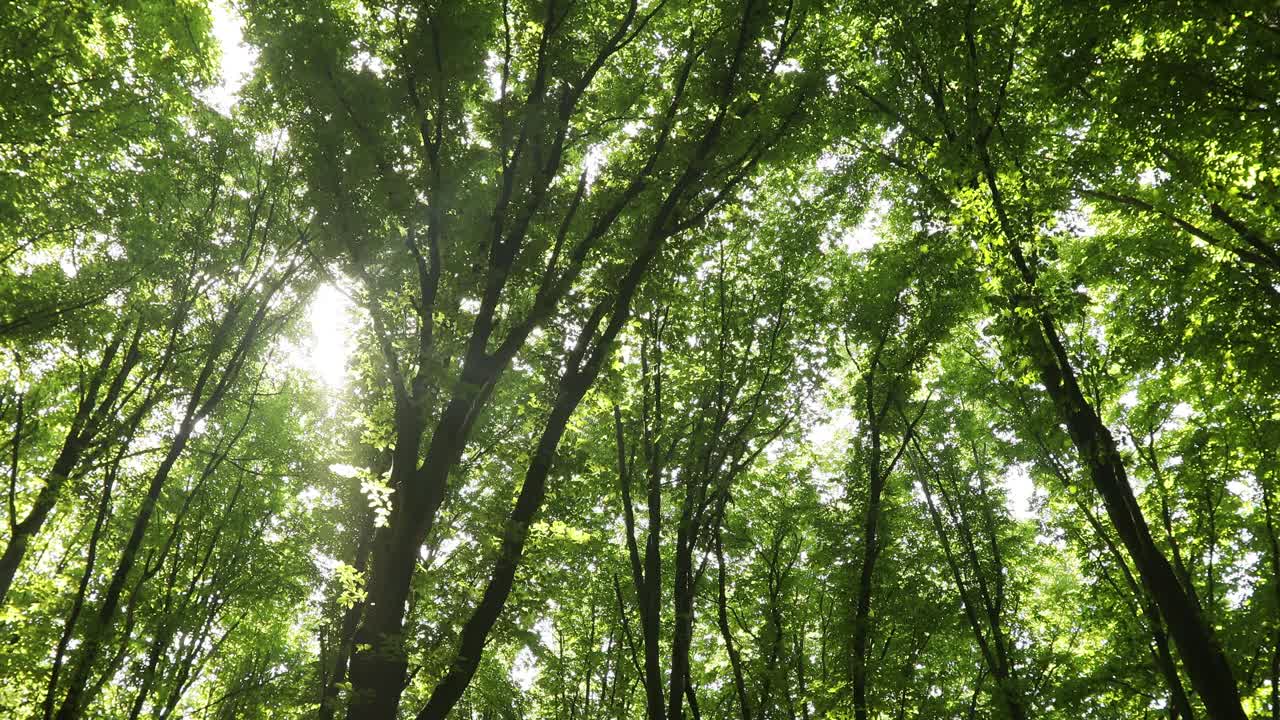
1, 1, 1277, 719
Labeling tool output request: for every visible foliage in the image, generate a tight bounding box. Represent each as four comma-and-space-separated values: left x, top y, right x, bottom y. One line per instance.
1, 1, 1277, 719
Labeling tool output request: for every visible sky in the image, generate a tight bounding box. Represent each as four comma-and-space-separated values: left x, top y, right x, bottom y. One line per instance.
202, 0, 255, 115
304, 284, 356, 391
200, 2, 357, 390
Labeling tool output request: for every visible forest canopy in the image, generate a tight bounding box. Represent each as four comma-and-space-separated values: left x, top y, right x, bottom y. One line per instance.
1, 1, 1278, 719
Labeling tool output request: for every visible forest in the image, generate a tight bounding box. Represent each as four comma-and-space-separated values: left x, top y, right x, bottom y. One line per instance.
1, 1, 1277, 718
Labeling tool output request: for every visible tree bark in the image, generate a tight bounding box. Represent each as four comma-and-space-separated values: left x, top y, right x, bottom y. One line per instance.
415, 208, 667, 719
851, 437, 884, 720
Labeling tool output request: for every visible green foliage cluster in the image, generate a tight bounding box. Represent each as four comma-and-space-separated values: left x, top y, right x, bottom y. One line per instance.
1, 1, 1277, 719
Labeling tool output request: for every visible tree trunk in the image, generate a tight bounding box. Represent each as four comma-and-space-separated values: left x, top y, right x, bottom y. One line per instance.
417, 240, 658, 718
344, 390, 483, 719
415, 383, 584, 719
979, 141, 1248, 720
851, 425, 885, 720
715, 527, 752, 720
1259, 470, 1280, 720
319, 491, 377, 720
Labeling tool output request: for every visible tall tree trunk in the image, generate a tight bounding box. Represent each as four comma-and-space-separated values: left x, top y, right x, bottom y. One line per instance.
715, 527, 752, 720
318, 493, 377, 720
340, 0, 800, 709
318, 450, 378, 717
667, 520, 696, 720
416, 236, 660, 719
619, 389, 669, 720
1259, 469, 1280, 720
345, 350, 504, 720
851, 445, 883, 720
414, 382, 585, 720
977, 140, 1248, 720
847, 332, 925, 720
1032, 418, 1195, 720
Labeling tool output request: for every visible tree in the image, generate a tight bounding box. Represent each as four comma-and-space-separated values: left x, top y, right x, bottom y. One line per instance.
240, 1, 824, 716
3, 1, 1278, 719
610, 180, 826, 720
833, 0, 1264, 716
